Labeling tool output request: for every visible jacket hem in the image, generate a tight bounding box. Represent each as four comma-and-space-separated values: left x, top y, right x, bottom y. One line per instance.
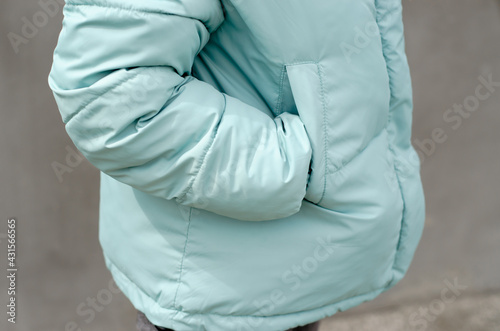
103, 251, 399, 330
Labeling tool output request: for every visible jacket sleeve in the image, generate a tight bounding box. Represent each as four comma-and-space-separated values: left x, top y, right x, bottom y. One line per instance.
48, 0, 312, 221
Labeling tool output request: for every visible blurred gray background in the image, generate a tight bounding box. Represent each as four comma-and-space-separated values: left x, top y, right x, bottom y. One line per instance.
1, 0, 499, 330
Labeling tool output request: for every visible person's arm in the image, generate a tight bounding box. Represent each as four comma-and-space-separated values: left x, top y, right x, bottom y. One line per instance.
48, 0, 312, 221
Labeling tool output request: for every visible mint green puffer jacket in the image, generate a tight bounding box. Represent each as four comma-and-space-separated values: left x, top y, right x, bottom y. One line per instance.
49, 0, 426, 330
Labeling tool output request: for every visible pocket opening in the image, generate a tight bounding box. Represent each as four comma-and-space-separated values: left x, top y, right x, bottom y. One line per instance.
284, 62, 328, 205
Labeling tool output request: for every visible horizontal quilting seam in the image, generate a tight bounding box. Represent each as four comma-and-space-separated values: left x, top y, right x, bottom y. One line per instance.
65, 3, 216, 33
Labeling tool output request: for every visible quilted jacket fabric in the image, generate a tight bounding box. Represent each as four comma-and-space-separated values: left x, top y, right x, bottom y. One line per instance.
48, 0, 426, 330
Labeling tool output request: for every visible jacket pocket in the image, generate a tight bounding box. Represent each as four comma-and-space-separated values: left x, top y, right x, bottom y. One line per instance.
284, 62, 328, 205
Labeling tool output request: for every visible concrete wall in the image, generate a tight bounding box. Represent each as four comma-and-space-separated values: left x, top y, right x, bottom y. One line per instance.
1, 0, 499, 330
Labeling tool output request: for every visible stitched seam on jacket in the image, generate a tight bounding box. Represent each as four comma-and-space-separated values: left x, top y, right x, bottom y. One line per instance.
284, 61, 328, 205
315, 62, 329, 205
374, 0, 407, 253
65, 3, 215, 34
172, 207, 193, 310
175, 93, 227, 203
